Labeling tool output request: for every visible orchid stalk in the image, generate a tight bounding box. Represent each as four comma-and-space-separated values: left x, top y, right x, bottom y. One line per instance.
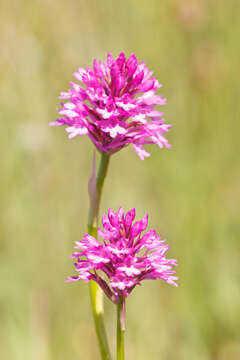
88, 151, 111, 360
117, 298, 125, 360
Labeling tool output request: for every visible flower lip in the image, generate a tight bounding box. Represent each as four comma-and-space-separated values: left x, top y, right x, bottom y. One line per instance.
67, 207, 178, 303
51, 52, 171, 159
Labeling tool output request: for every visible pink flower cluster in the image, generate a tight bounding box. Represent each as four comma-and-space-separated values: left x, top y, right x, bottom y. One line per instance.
50, 52, 171, 160
67, 207, 178, 303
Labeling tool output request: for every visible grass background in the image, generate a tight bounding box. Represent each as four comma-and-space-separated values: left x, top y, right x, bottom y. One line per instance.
0, 0, 240, 359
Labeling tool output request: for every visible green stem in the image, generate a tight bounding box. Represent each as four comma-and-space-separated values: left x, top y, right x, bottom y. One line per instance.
88, 152, 111, 360
117, 298, 125, 360
88, 152, 110, 234
89, 281, 111, 360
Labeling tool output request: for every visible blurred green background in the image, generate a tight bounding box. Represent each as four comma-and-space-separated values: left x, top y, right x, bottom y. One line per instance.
1, 0, 240, 359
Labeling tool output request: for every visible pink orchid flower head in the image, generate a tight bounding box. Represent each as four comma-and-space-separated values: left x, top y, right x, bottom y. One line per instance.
50, 52, 171, 160
67, 207, 178, 303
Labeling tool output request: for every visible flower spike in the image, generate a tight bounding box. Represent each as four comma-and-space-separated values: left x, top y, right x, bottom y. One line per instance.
50, 53, 171, 159
67, 207, 178, 303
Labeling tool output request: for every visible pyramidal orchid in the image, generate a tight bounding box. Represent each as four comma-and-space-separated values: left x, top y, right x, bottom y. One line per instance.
51, 52, 178, 360
67, 207, 178, 303
50, 52, 171, 160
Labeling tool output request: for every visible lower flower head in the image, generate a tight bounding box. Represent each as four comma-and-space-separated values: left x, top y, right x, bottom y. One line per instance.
50, 52, 171, 160
67, 207, 178, 303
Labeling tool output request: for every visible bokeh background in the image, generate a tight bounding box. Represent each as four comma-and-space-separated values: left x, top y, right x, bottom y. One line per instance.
1, 0, 240, 359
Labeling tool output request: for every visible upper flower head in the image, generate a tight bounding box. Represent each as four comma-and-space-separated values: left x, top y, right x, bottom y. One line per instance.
50, 52, 171, 160
67, 207, 178, 303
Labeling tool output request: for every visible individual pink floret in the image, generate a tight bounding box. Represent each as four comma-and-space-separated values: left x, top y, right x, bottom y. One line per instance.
67, 207, 178, 303
50, 53, 171, 159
